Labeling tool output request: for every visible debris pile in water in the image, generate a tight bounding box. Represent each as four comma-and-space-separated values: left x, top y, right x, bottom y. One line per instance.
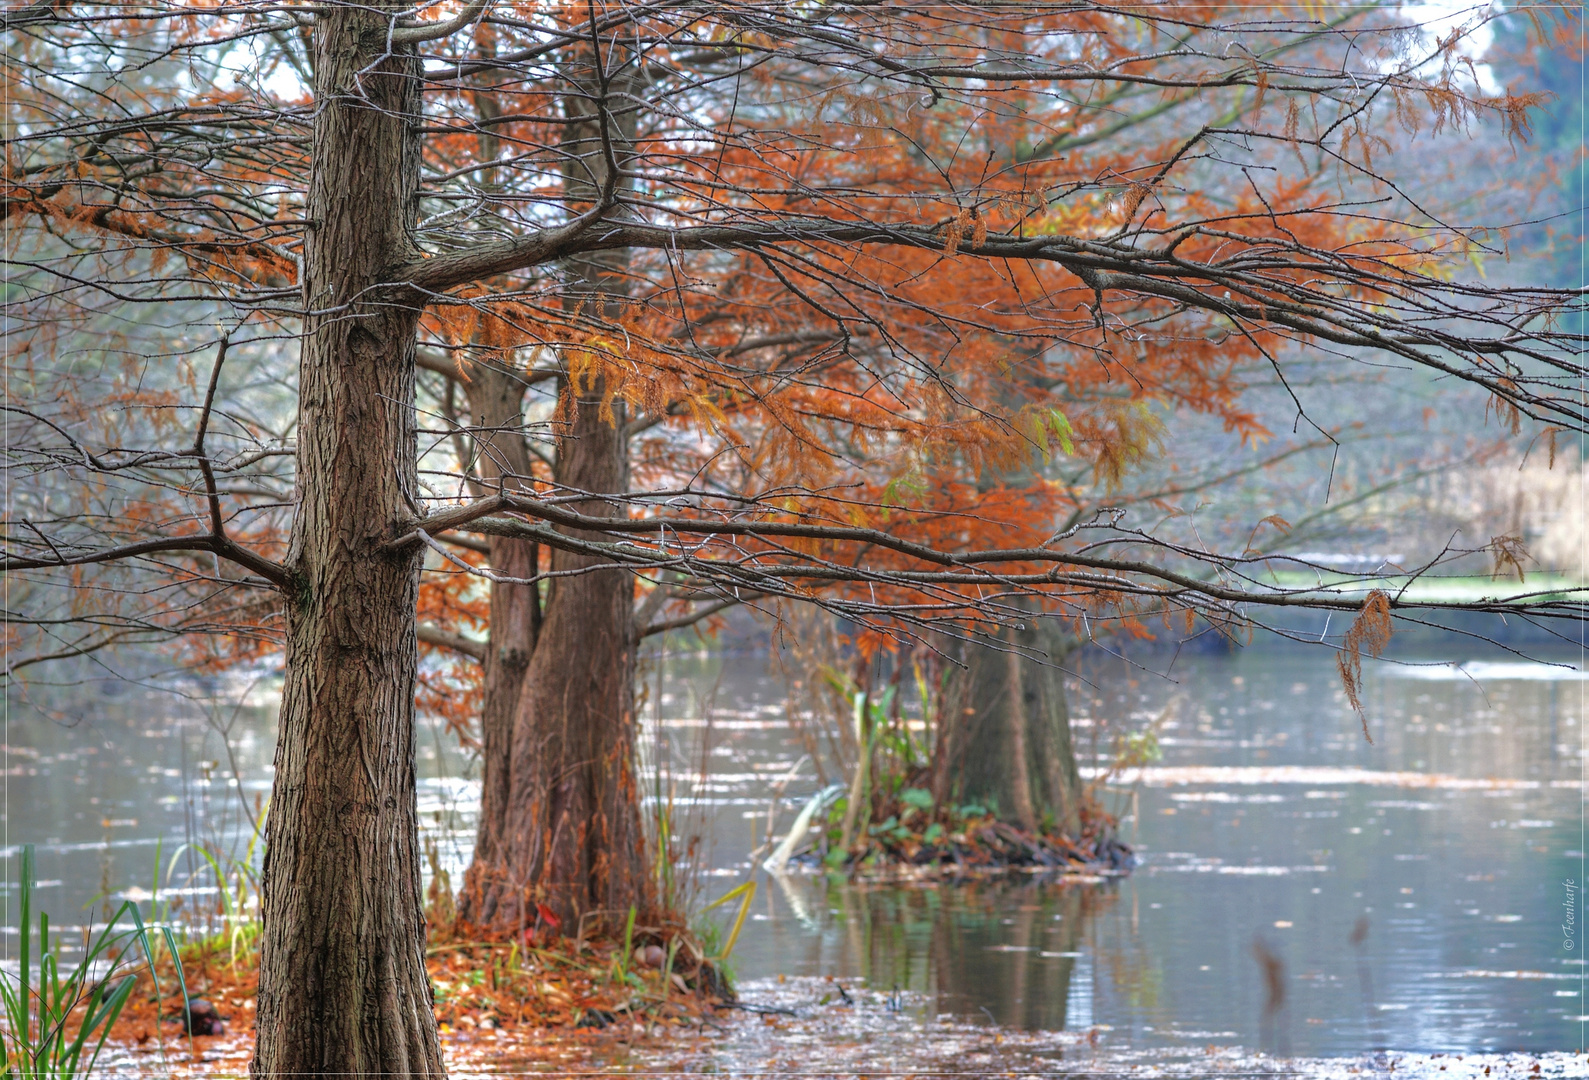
862, 815, 1136, 876
778, 788, 1136, 877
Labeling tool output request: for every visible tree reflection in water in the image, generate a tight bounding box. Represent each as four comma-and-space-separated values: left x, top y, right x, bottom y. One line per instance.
767, 872, 1119, 1032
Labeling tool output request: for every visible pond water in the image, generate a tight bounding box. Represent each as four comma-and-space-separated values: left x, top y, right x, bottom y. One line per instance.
650, 643, 1588, 1058
3, 639, 1585, 1064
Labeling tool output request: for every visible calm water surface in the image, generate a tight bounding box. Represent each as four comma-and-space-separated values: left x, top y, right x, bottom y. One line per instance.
654, 645, 1588, 1056
4, 642, 1586, 1060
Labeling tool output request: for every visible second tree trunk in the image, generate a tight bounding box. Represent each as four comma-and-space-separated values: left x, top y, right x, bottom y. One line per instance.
946, 622, 1084, 836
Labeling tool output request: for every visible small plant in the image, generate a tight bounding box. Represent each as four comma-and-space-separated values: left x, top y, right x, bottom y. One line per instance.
689, 880, 755, 988
0, 845, 182, 1079
700, 881, 755, 963
423, 838, 456, 939
173, 840, 264, 974
609, 906, 643, 990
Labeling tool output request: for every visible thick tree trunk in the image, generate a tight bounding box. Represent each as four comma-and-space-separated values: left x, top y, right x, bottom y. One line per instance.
947, 620, 1084, 836
461, 56, 651, 933
460, 378, 649, 933
494, 390, 649, 930
252, 8, 443, 1079
458, 364, 541, 927
463, 378, 648, 930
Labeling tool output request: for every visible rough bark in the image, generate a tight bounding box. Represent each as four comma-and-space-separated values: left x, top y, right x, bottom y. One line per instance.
253, 6, 443, 1078
463, 373, 648, 929
946, 620, 1084, 836
493, 387, 649, 929
454, 357, 651, 935
458, 363, 541, 926
461, 55, 652, 933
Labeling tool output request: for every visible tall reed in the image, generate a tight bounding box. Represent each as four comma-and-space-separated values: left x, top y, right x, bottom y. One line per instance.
0, 845, 182, 1079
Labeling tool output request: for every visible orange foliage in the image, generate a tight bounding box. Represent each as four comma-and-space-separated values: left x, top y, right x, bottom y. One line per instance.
3, 1, 1557, 720
394, 1, 1560, 713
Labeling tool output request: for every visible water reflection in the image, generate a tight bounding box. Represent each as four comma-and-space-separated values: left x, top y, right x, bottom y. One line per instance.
0, 664, 473, 930
0, 670, 279, 924
708, 646, 1586, 1055
755, 873, 1114, 1032
4, 642, 1585, 1057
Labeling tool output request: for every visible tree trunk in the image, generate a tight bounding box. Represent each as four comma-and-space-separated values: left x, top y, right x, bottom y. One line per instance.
253, 6, 443, 1078
454, 361, 650, 935
493, 387, 649, 930
463, 376, 648, 930
448, 65, 548, 927
458, 363, 541, 926
947, 620, 1084, 836
461, 55, 651, 933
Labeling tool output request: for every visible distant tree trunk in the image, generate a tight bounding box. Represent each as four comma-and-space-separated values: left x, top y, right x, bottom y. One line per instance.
493, 385, 649, 929
461, 363, 649, 931
945, 619, 1085, 836
253, 6, 443, 1077
458, 362, 541, 926
461, 56, 652, 934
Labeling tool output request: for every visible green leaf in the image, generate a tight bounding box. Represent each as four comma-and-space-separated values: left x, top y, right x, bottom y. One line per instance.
1047, 408, 1076, 456
900, 787, 934, 811
922, 823, 944, 844
867, 685, 898, 720
881, 466, 928, 511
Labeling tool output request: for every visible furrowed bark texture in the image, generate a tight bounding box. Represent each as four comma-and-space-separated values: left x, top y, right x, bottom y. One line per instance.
464, 378, 648, 930
253, 8, 443, 1077
459, 364, 541, 927
950, 624, 1084, 836
499, 388, 649, 929
463, 57, 652, 933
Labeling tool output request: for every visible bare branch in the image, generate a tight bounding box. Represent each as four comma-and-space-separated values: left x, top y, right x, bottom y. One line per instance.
642, 596, 743, 638
417, 622, 487, 661
391, 0, 491, 44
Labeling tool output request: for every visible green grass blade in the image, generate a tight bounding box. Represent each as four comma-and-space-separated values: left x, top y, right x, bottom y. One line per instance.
19, 846, 33, 1056
190, 845, 233, 920
78, 973, 139, 1078
160, 923, 194, 1056
703, 880, 757, 962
